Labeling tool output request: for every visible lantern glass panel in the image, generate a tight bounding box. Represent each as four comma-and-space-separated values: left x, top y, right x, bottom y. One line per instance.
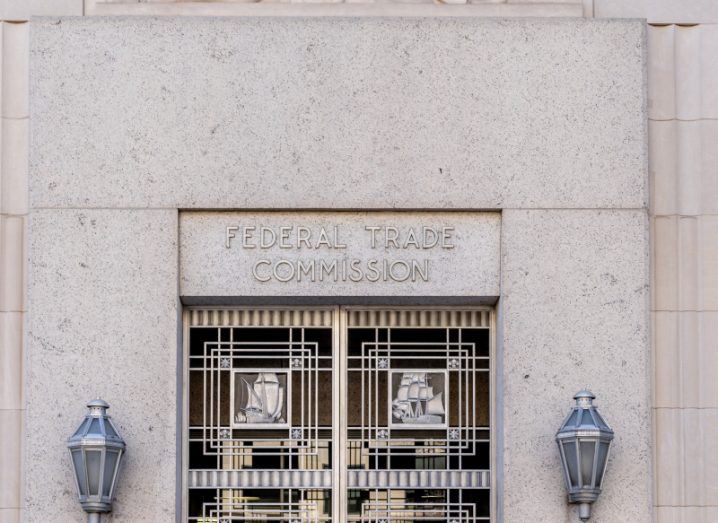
103, 450, 120, 497
71, 449, 87, 495
72, 419, 89, 439
596, 441, 610, 488
579, 441, 596, 487
594, 411, 611, 431
562, 440, 579, 486
86, 450, 102, 496
88, 418, 101, 434
566, 410, 579, 426
104, 420, 118, 438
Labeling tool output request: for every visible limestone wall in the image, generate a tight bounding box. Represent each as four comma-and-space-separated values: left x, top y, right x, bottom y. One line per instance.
0, 19, 28, 523
600, 4, 718, 520
648, 23, 718, 523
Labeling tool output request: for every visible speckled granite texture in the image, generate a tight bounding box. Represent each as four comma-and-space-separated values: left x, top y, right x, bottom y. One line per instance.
30, 16, 646, 210
27, 16, 648, 523
501, 209, 650, 522
26, 209, 179, 522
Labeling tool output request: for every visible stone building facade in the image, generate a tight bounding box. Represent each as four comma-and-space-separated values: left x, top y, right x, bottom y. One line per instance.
0, 1, 716, 522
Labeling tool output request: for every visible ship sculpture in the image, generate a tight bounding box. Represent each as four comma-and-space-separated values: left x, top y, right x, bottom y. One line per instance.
392, 372, 445, 424
235, 373, 285, 424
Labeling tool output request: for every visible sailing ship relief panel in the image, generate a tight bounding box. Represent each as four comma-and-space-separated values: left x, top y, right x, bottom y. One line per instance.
185, 308, 492, 522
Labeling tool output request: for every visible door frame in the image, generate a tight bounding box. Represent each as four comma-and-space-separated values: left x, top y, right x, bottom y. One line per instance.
181, 305, 496, 522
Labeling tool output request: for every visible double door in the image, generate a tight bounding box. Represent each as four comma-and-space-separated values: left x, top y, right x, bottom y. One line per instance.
184, 307, 492, 522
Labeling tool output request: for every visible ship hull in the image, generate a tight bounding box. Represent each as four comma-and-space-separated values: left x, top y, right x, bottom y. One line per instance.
400, 414, 443, 425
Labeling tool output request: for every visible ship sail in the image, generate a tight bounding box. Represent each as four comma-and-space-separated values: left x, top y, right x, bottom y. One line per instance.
392, 372, 445, 425
236, 373, 285, 424
243, 378, 262, 410
254, 373, 281, 419
426, 392, 445, 416
419, 386, 433, 400
273, 385, 284, 420
408, 382, 421, 400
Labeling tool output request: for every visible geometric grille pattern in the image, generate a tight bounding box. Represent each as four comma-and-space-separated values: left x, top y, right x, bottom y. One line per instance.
187, 310, 334, 522
347, 329, 490, 463
356, 492, 484, 522
185, 307, 491, 522
346, 315, 491, 522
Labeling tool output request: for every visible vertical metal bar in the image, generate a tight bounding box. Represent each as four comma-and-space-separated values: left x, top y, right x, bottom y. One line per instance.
367, 338, 372, 465
461, 336, 466, 450
310, 326, 318, 462
181, 310, 190, 521
217, 332, 224, 474
339, 307, 349, 523
386, 323, 390, 469
489, 309, 497, 522
360, 335, 365, 457
291, 326, 296, 468
214, 335, 222, 470
332, 307, 342, 523
228, 327, 235, 473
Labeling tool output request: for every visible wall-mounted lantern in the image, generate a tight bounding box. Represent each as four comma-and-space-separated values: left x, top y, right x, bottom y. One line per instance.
67, 399, 126, 523
556, 390, 614, 521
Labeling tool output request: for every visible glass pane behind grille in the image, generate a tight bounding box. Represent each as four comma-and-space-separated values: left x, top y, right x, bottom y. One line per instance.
187, 313, 334, 522
186, 308, 491, 522
346, 323, 491, 521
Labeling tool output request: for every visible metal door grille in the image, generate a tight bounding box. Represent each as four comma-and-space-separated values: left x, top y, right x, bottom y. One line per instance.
184, 307, 492, 522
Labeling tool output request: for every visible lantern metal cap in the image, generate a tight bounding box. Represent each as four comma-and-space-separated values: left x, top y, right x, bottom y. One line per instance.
87, 399, 110, 415
574, 390, 596, 408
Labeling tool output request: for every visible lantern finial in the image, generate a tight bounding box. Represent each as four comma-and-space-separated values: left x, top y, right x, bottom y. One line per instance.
87, 399, 110, 416
573, 390, 596, 408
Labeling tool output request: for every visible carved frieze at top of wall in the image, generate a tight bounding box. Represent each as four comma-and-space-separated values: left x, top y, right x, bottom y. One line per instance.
84, 0, 587, 17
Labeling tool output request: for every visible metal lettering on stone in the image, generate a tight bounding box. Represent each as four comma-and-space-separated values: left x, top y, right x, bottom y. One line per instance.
225, 224, 458, 284
180, 212, 501, 298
